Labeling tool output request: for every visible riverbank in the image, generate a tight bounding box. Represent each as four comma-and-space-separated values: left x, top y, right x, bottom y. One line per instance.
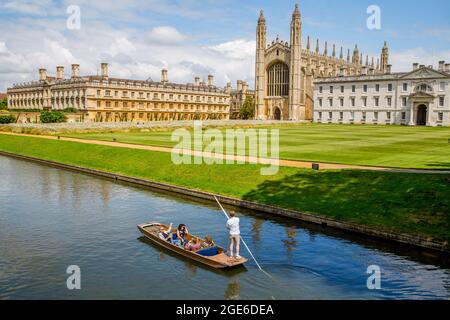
0, 134, 449, 252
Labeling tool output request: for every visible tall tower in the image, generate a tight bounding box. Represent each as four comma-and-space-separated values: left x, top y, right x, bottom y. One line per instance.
255, 10, 267, 120
289, 3, 302, 120
380, 41, 389, 74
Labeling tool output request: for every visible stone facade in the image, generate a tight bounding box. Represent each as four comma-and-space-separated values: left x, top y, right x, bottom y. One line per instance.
255, 4, 388, 121
314, 62, 450, 126
7, 64, 230, 122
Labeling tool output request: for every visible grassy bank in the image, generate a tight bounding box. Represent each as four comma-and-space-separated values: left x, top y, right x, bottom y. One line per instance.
64, 123, 450, 169
0, 134, 449, 242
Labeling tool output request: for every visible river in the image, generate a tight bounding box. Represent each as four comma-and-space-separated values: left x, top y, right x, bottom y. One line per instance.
0, 156, 448, 299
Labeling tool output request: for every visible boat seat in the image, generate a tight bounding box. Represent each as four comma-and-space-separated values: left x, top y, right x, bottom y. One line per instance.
196, 247, 219, 257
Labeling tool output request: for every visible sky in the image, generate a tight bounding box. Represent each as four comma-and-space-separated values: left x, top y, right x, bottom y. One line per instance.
0, 0, 449, 92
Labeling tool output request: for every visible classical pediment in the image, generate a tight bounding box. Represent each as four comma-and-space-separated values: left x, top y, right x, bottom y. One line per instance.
409, 91, 435, 98
399, 67, 449, 80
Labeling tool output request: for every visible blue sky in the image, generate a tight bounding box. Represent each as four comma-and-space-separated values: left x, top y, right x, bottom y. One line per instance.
0, 0, 449, 91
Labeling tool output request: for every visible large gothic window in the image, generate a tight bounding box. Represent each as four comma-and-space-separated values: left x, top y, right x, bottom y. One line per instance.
267, 63, 289, 97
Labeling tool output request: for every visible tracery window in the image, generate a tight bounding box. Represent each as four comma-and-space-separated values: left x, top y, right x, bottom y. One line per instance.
267, 63, 289, 96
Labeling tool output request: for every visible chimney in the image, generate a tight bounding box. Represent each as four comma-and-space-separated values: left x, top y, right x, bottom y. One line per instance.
237, 80, 243, 91
71, 64, 80, 78
438, 61, 445, 72
419, 64, 425, 68
208, 74, 214, 87
194, 77, 200, 86
161, 69, 168, 84
39, 68, 47, 81
445, 64, 450, 72
386, 64, 392, 74
413, 63, 419, 70
56, 66, 64, 80
101, 63, 109, 78
428, 65, 433, 69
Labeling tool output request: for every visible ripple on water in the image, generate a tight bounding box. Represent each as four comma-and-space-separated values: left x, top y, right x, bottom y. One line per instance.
0, 156, 449, 300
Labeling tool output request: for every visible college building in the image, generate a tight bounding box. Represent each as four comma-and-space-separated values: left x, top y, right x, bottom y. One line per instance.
6, 63, 230, 122
313, 62, 450, 126
255, 4, 388, 121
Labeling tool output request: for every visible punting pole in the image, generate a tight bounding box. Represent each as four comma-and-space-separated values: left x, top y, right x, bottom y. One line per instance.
214, 195, 272, 278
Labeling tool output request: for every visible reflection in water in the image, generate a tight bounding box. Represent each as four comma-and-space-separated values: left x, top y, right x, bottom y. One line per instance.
283, 227, 299, 253
0, 156, 449, 300
225, 276, 240, 300
251, 218, 264, 246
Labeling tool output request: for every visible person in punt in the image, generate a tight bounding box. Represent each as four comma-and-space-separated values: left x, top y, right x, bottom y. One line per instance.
184, 238, 202, 251
172, 224, 189, 247
158, 223, 173, 242
201, 235, 215, 248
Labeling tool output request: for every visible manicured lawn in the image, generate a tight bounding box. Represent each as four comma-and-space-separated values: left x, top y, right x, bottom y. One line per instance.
0, 134, 449, 242
63, 123, 450, 169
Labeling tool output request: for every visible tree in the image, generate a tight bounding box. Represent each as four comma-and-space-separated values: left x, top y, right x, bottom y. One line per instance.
40, 110, 67, 123
0, 98, 7, 110
239, 96, 255, 120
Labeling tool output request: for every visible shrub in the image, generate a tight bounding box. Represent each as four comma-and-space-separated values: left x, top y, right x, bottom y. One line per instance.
63, 107, 79, 113
0, 114, 16, 124
40, 110, 67, 123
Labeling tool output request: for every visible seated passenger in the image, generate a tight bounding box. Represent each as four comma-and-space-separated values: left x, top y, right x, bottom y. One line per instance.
201, 235, 215, 248
176, 224, 189, 246
158, 223, 173, 242
184, 238, 202, 251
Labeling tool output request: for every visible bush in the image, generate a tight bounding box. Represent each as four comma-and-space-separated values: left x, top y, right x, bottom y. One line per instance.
40, 110, 67, 123
63, 107, 79, 113
0, 114, 16, 124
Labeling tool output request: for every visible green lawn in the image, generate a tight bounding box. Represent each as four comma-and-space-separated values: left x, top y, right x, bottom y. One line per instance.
63, 123, 450, 169
0, 134, 449, 242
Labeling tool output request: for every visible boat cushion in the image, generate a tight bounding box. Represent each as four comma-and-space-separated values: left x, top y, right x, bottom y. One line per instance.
196, 247, 219, 257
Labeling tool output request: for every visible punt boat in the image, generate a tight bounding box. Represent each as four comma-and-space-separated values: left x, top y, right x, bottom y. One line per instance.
137, 222, 247, 269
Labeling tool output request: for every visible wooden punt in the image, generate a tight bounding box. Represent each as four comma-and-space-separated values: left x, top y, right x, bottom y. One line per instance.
137, 222, 247, 269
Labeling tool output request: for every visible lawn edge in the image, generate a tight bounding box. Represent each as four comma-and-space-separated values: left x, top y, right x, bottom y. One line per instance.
0, 150, 448, 254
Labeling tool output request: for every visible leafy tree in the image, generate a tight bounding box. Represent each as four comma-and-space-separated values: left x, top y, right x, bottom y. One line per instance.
239, 96, 255, 120
0, 98, 7, 110
0, 114, 16, 124
40, 110, 67, 123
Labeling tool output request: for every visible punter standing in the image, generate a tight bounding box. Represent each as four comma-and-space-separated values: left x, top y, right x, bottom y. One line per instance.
226, 211, 241, 259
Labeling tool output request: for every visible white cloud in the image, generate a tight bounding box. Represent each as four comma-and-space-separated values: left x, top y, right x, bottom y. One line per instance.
148, 26, 188, 45
3, 0, 57, 16
390, 48, 450, 72
108, 37, 136, 57
207, 39, 255, 60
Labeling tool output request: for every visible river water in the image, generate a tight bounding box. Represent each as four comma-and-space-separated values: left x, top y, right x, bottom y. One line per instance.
0, 156, 448, 300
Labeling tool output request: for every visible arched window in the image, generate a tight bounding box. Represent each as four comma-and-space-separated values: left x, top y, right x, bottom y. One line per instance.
267, 63, 289, 97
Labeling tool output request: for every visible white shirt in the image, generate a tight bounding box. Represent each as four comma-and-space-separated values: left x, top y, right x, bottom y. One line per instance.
226, 217, 240, 235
